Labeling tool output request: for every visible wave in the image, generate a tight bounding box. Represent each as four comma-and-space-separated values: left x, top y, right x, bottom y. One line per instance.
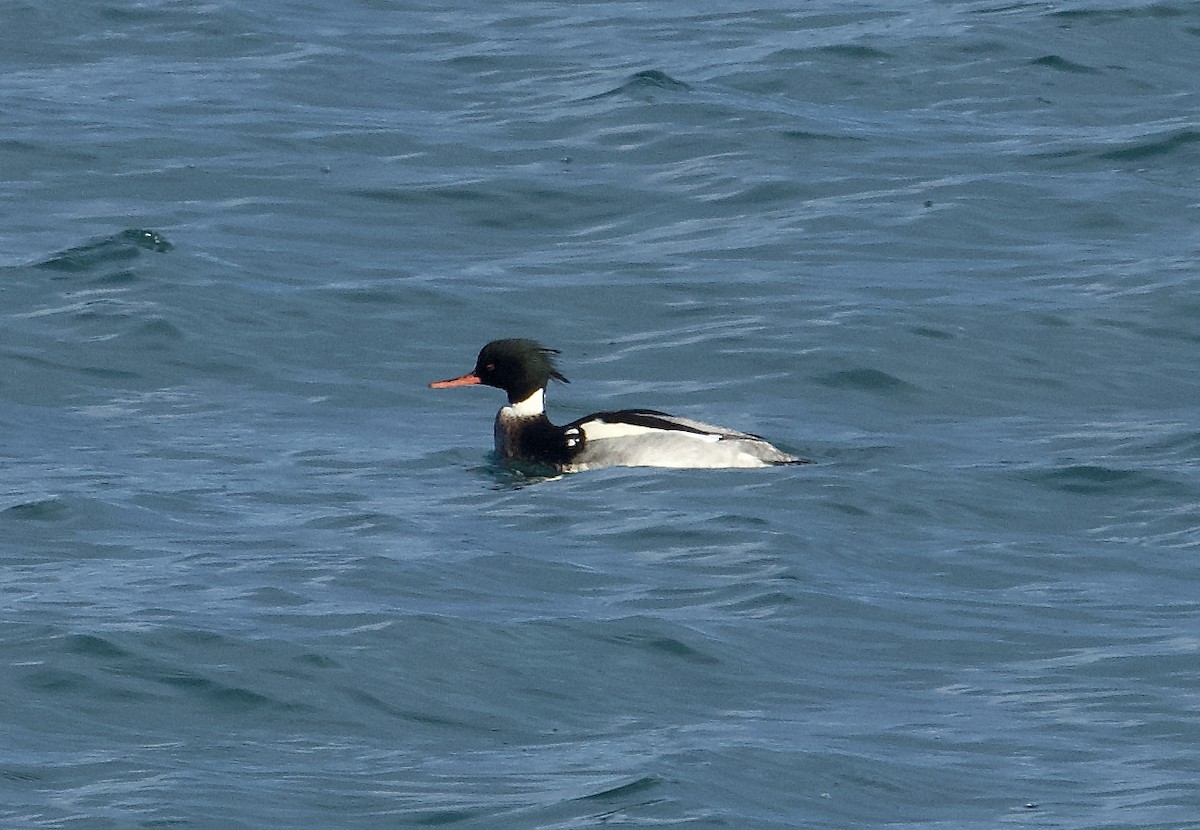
583, 69, 693, 101
33, 229, 173, 273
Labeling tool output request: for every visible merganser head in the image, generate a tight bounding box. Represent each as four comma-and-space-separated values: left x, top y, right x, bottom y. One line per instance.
429, 339, 569, 404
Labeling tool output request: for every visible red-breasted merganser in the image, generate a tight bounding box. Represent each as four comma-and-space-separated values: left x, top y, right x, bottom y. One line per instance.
430, 339, 805, 471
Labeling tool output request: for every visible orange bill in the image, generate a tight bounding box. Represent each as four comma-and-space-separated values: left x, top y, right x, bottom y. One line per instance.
429, 373, 482, 389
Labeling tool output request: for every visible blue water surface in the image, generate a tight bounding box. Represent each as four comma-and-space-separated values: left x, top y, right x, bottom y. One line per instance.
3, 1, 1199, 827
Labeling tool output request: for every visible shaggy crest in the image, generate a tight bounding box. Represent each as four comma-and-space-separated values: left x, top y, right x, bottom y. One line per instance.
473, 339, 568, 402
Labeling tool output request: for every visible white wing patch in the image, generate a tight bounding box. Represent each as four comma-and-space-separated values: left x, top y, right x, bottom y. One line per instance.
648, 414, 760, 440
579, 418, 721, 443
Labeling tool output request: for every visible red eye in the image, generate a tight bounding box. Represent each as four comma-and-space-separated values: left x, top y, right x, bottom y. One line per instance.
485, 363, 495, 371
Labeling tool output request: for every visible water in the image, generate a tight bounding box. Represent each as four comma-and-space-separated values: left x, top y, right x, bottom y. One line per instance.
3, 1, 1199, 827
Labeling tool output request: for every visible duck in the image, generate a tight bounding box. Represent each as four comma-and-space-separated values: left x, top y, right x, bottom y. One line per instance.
429, 339, 805, 472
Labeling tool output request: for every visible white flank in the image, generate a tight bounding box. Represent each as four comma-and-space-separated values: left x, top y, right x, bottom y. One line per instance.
567, 433, 783, 470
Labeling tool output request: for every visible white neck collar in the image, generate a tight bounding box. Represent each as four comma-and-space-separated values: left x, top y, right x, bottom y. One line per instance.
504, 387, 545, 418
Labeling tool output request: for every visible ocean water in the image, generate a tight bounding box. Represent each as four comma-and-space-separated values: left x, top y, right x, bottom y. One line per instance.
3, 1, 1199, 827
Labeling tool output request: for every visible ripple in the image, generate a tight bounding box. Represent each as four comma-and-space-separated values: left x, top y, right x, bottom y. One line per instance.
812, 368, 914, 393
1098, 128, 1200, 162
1029, 54, 1101, 74
1026, 464, 1189, 497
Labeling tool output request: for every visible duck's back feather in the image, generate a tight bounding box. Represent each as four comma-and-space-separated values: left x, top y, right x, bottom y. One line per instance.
565, 409, 802, 470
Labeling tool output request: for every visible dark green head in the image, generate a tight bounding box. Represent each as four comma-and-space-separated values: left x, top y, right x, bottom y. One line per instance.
430, 339, 569, 404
